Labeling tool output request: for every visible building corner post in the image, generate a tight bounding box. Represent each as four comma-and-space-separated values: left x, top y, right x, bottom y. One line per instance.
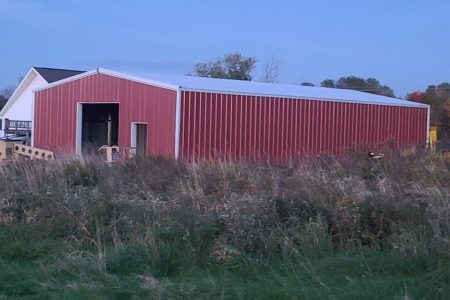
174, 89, 181, 160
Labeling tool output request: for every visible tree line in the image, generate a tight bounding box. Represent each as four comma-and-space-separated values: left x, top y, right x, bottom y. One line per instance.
191, 53, 395, 97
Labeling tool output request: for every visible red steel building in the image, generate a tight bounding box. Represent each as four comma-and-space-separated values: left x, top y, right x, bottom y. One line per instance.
33, 69, 429, 161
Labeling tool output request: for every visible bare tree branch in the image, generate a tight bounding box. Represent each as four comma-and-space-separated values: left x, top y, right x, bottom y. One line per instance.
260, 56, 280, 83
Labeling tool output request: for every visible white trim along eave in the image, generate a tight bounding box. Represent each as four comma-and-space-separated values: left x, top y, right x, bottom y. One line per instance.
32, 68, 428, 109
99, 68, 180, 91
178, 88, 430, 108
33, 68, 181, 93
34, 69, 99, 93
0, 68, 37, 117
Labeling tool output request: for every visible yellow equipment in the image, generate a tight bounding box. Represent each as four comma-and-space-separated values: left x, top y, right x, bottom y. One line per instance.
97, 145, 120, 164
429, 125, 438, 152
429, 126, 450, 161
0, 140, 54, 165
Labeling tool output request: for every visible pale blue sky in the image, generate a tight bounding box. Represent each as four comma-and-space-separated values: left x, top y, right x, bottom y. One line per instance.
1, 0, 449, 97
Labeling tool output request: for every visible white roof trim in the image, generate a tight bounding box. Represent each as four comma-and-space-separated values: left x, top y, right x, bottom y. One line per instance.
33, 68, 180, 92
98, 68, 180, 91
33, 69, 99, 92
179, 87, 430, 108
0, 68, 40, 117
32, 67, 429, 109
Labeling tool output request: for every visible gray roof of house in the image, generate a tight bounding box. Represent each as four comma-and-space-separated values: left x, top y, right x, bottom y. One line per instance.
33, 67, 85, 83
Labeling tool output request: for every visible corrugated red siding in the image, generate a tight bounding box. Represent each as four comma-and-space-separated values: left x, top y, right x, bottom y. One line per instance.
34, 73, 177, 156
179, 91, 428, 161
34, 77, 428, 162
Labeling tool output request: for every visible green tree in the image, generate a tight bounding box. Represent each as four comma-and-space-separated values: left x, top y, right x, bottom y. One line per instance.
1, 85, 15, 99
320, 76, 395, 97
192, 53, 256, 81
320, 79, 335, 88
0, 86, 15, 110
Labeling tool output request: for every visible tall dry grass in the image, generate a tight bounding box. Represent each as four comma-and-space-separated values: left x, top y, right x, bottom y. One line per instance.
0, 153, 448, 272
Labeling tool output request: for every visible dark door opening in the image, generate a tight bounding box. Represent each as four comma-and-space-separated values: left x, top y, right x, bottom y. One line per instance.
135, 124, 147, 157
82, 104, 119, 153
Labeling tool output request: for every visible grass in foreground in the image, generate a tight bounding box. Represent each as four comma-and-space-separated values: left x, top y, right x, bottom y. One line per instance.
0, 153, 448, 298
0, 227, 448, 299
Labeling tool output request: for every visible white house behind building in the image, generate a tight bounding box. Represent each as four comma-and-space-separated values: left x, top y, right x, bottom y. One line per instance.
0, 67, 84, 142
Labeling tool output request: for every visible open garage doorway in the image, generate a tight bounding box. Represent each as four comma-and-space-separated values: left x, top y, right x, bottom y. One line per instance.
77, 103, 119, 155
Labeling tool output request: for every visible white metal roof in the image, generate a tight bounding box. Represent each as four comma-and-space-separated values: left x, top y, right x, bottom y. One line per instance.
35, 68, 429, 108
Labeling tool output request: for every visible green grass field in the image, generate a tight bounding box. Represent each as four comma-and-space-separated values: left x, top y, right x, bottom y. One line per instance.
0, 229, 447, 299
0, 154, 448, 299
